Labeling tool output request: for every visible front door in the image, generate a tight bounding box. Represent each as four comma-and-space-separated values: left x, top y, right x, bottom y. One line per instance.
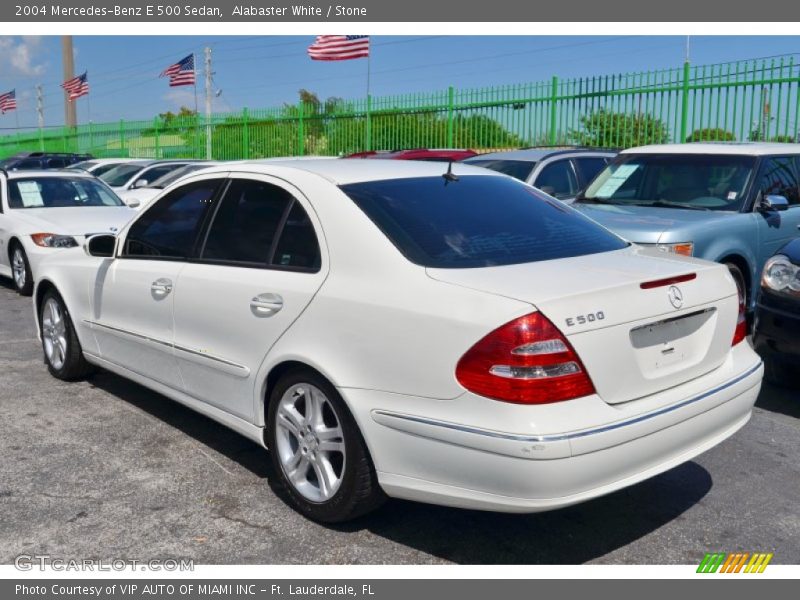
90, 176, 226, 390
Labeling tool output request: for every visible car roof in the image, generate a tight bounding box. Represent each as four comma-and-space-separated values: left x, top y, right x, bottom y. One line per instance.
218, 158, 505, 185
622, 142, 800, 156
6, 169, 97, 179
466, 148, 617, 162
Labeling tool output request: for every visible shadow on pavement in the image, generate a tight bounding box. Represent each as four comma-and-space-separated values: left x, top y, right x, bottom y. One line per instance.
88, 369, 713, 565
755, 382, 800, 419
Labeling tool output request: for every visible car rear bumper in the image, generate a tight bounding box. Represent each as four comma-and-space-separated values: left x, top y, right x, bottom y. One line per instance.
343, 344, 762, 512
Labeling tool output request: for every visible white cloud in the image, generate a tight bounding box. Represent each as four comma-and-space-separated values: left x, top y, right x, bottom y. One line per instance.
0, 36, 47, 78
163, 87, 230, 113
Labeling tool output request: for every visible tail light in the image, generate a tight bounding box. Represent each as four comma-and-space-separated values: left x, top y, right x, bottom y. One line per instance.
732, 282, 747, 346
456, 312, 595, 404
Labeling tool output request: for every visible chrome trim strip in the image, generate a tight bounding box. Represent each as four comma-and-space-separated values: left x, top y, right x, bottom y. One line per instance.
373, 362, 762, 443
172, 343, 250, 373
629, 307, 716, 334
84, 319, 249, 374
84, 319, 172, 349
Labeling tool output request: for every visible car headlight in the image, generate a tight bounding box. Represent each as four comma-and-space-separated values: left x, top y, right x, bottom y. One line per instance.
762, 255, 800, 295
640, 242, 694, 257
30, 233, 79, 248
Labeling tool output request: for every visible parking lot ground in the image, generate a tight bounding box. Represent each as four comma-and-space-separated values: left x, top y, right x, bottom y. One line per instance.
0, 279, 798, 565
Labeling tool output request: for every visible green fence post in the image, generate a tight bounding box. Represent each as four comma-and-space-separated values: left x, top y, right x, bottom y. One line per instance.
119, 119, 126, 156
153, 117, 160, 158
680, 60, 691, 142
446, 86, 455, 148
297, 102, 305, 156
366, 94, 372, 152
242, 107, 250, 159
549, 76, 559, 146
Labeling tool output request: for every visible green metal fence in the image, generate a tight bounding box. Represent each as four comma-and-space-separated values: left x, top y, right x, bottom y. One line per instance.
3, 54, 800, 160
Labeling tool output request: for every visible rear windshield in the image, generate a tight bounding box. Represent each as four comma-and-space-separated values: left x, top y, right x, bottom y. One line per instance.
99, 164, 146, 187
463, 159, 536, 182
341, 175, 628, 268
579, 153, 757, 211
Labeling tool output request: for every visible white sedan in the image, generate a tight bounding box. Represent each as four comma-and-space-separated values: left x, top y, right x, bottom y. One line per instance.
0, 170, 136, 296
33, 160, 763, 522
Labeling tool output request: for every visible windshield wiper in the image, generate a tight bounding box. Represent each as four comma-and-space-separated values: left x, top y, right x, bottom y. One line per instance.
646, 200, 710, 211
574, 195, 616, 205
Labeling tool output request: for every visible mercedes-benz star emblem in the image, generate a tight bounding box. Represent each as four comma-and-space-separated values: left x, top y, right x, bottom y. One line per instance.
668, 285, 684, 309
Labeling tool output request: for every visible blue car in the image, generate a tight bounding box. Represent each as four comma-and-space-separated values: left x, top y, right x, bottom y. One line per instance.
753, 239, 800, 387
573, 143, 800, 310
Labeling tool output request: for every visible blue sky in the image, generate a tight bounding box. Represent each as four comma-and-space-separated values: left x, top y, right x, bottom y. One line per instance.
2, 35, 800, 129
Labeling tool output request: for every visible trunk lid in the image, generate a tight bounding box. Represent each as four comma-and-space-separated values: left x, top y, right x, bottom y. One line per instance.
428, 246, 739, 404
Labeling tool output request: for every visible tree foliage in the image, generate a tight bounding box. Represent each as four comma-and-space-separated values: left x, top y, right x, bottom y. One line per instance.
685, 128, 735, 142
570, 109, 669, 148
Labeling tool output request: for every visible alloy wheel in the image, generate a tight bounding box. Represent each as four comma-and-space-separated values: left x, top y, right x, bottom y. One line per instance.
12, 248, 26, 290
42, 298, 68, 370
274, 383, 346, 502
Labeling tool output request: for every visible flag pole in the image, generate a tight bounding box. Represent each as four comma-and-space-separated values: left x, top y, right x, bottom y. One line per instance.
365, 41, 372, 152
192, 52, 200, 158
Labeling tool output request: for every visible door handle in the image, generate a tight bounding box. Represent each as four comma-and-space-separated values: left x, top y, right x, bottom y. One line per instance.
250, 293, 283, 316
150, 278, 173, 297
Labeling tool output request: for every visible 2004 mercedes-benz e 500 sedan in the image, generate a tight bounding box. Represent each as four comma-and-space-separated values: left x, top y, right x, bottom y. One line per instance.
33, 160, 763, 522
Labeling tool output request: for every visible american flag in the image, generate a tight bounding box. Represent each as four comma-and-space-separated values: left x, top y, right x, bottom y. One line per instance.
307, 36, 370, 61
62, 72, 89, 101
0, 89, 17, 114
160, 54, 196, 87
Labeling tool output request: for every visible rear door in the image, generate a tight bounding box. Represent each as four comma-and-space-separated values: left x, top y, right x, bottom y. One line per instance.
172, 174, 328, 420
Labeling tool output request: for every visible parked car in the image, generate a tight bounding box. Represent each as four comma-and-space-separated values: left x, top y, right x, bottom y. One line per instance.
33, 160, 761, 522
573, 143, 800, 312
464, 148, 616, 201
117, 162, 221, 210
344, 148, 478, 161
753, 238, 800, 387
99, 160, 201, 196
70, 158, 133, 177
0, 152, 93, 171
0, 169, 135, 296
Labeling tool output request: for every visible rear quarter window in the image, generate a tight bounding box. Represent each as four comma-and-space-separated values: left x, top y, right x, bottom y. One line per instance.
341, 175, 628, 268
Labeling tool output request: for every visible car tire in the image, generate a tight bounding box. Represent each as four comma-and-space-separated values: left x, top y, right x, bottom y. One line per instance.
763, 355, 800, 389
10, 244, 33, 297
724, 263, 747, 306
267, 368, 385, 523
39, 289, 95, 381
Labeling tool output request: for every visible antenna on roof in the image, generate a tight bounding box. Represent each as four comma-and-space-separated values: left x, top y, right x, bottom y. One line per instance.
442, 160, 459, 184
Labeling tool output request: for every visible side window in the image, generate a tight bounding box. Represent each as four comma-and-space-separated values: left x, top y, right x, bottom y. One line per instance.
13, 159, 42, 170
122, 179, 222, 259
201, 179, 293, 265
136, 165, 181, 186
573, 157, 610, 187
272, 202, 321, 270
758, 157, 800, 206
534, 160, 579, 199
46, 158, 68, 169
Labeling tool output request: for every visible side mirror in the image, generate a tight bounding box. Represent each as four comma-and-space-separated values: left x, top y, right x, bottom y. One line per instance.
126, 199, 141, 209
760, 194, 790, 212
84, 234, 116, 258
132, 178, 149, 189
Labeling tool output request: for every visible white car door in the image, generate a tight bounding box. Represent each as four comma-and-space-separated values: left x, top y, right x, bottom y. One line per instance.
89, 175, 227, 390
171, 174, 328, 420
